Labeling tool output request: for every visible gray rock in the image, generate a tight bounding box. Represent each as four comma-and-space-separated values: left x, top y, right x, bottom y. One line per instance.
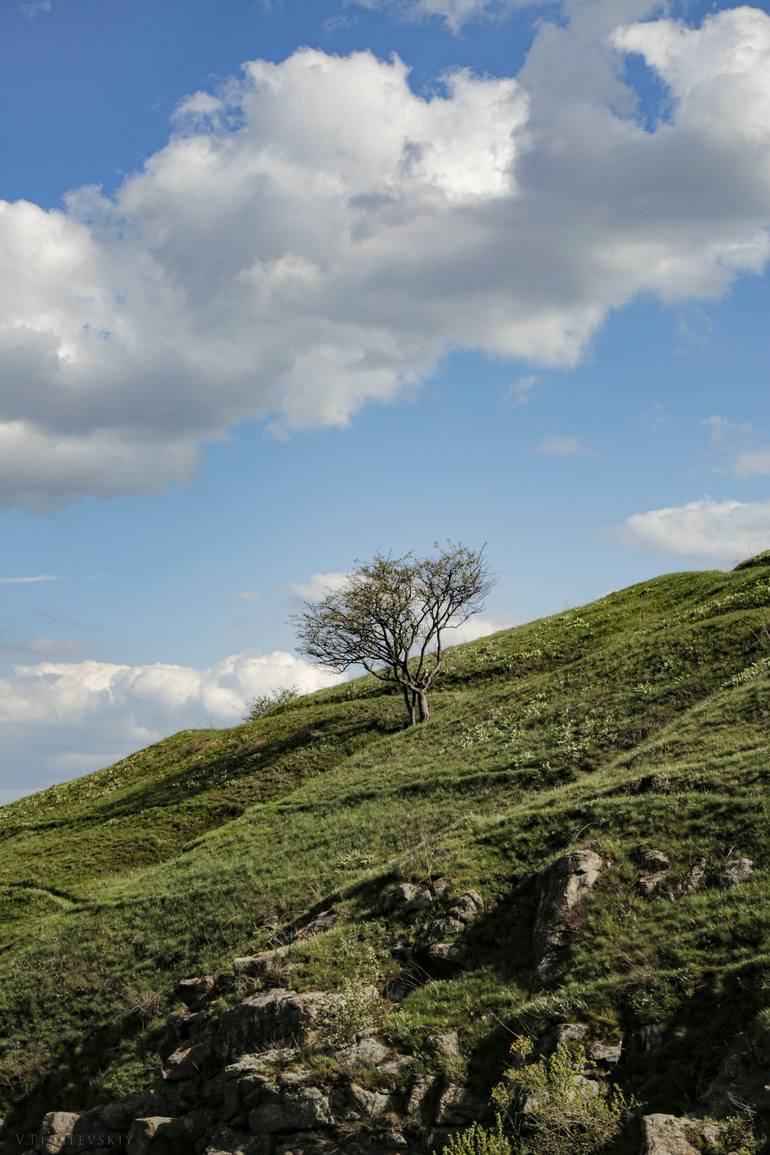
638, 870, 670, 896
549, 1022, 589, 1049
681, 858, 707, 893
422, 917, 466, 942
335, 1083, 391, 1119
232, 946, 292, 978
718, 858, 753, 887
447, 892, 484, 924
247, 1085, 333, 1134
216, 988, 336, 1060
127, 1116, 175, 1154
532, 850, 604, 977
405, 1075, 437, 1121
338, 1037, 392, 1068
39, 1114, 83, 1154
429, 1031, 462, 1060
433, 1083, 492, 1127
640, 1115, 702, 1155
175, 975, 215, 1006
426, 941, 470, 969
162, 1038, 214, 1081
586, 1037, 623, 1065
431, 876, 453, 898
293, 908, 338, 941
640, 850, 670, 873
377, 883, 432, 916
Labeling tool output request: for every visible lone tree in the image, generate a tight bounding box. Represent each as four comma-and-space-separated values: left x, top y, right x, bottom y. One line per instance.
293, 543, 495, 726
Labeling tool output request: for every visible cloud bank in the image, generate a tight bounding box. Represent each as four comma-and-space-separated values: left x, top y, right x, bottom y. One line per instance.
617, 498, 770, 562
0, 650, 343, 800
2, 4, 770, 507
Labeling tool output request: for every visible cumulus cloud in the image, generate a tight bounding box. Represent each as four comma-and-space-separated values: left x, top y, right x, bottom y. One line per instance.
0, 650, 343, 799
3, 5, 770, 506
290, 572, 352, 602
617, 497, 770, 562
445, 614, 514, 644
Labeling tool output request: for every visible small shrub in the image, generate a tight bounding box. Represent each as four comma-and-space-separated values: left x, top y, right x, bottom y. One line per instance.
439, 1119, 514, 1155
493, 1041, 635, 1155
314, 982, 380, 1050
244, 685, 303, 721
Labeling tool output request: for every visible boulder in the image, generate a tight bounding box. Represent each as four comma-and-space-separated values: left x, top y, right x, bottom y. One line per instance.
532, 851, 604, 977
718, 858, 753, 887
640, 1115, 702, 1155
38, 1113, 83, 1154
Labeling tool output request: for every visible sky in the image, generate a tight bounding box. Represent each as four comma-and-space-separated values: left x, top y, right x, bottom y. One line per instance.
1, 0, 769, 801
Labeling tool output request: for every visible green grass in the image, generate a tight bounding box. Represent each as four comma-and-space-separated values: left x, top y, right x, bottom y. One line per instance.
1, 561, 770, 1134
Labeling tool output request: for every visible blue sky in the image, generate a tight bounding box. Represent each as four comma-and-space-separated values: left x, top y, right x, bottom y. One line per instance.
1, 0, 769, 800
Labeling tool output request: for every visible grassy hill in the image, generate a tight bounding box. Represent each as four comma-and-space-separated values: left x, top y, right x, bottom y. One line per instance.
1, 556, 770, 1147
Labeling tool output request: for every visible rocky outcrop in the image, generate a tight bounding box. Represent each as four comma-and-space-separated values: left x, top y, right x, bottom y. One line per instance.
640, 1114, 727, 1155
532, 851, 604, 977
23, 967, 489, 1155
718, 858, 753, 887
410, 890, 484, 972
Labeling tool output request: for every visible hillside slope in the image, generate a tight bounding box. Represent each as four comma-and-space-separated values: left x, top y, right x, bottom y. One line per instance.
1, 558, 770, 1152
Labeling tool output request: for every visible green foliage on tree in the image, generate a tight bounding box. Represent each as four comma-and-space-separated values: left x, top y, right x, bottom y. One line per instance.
293, 542, 494, 725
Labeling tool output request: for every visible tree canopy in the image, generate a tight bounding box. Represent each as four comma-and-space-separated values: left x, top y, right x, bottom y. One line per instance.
293, 543, 494, 724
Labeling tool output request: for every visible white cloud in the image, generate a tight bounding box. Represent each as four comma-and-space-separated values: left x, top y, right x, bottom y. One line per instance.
21, 0, 52, 16
0, 574, 61, 585
445, 614, 514, 644
291, 572, 352, 602
357, 0, 549, 32
505, 374, 540, 405
617, 497, 770, 562
231, 590, 262, 603
533, 435, 593, 456
0, 650, 343, 799
3, 6, 770, 506
699, 415, 770, 477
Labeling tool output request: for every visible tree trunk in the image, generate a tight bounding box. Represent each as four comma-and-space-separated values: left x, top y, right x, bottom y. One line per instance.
402, 686, 417, 726
417, 688, 430, 723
